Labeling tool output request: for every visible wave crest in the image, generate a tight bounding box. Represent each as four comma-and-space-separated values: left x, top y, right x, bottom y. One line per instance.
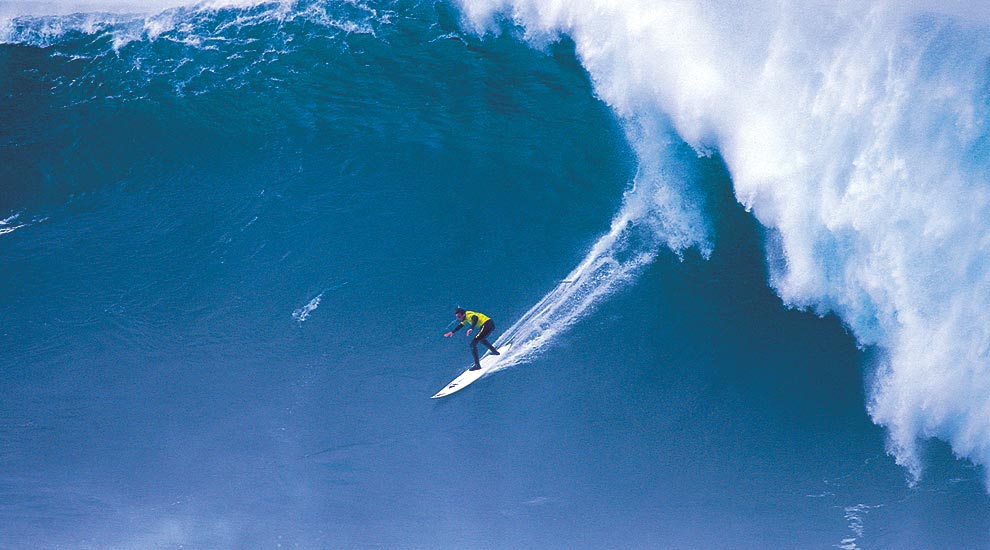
459, 0, 990, 485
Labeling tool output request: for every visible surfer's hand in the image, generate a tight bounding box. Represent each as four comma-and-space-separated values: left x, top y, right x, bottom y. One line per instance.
466, 329, 473, 336
444, 332, 453, 337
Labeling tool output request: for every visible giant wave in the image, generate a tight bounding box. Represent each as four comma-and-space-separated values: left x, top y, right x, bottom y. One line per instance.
4, 0, 990, 488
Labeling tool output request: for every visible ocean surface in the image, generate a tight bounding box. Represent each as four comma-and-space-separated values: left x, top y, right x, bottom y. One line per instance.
2, 1, 990, 548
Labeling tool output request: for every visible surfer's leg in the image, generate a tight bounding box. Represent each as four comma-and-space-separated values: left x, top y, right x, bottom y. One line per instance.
470, 338, 482, 369
478, 321, 499, 354
480, 339, 498, 354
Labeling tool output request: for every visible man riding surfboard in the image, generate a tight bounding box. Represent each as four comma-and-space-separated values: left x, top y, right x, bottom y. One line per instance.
444, 307, 500, 370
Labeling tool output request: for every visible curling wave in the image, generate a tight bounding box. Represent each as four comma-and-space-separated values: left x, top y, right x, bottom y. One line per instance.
460, 0, 990, 485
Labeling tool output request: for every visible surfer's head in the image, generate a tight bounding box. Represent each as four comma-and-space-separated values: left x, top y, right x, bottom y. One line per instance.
454, 307, 465, 319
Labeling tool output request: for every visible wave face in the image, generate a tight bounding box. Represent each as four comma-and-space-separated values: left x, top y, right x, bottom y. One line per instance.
456, 0, 990, 482
1, 0, 715, 379
4, 3, 692, 546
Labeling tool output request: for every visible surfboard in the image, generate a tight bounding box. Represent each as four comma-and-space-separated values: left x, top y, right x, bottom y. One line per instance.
431, 343, 512, 399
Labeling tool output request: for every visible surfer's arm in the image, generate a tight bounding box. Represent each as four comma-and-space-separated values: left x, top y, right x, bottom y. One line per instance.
466, 315, 479, 336
445, 322, 465, 337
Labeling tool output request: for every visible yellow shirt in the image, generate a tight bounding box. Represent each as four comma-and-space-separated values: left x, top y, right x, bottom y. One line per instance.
458, 310, 490, 330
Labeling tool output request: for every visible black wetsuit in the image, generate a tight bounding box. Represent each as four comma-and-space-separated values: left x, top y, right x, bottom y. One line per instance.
450, 311, 499, 368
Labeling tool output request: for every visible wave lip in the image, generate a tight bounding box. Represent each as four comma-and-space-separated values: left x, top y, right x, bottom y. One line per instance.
0, 0, 384, 48
0, 0, 266, 18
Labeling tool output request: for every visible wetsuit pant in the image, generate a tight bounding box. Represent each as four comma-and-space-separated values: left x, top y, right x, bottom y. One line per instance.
471, 320, 498, 366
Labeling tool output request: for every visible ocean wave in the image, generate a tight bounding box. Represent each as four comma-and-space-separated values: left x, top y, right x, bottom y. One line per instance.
458, 0, 990, 486
0, 0, 390, 45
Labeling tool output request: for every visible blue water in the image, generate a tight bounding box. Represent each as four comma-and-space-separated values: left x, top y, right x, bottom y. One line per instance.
2, 1, 990, 548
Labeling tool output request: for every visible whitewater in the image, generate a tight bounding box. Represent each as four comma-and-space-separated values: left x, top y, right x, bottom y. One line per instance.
457, 0, 990, 487
3, 0, 990, 490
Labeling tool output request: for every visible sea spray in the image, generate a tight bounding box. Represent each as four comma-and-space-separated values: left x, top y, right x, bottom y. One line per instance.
292, 283, 346, 323
492, 117, 712, 370
292, 292, 323, 323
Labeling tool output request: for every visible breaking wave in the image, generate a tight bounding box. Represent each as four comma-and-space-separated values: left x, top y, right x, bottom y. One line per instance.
461, 0, 990, 485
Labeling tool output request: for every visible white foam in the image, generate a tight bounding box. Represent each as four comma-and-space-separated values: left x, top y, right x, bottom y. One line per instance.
292, 292, 323, 323
460, 0, 990, 484
0, 0, 269, 19
0, 211, 38, 236
491, 116, 711, 371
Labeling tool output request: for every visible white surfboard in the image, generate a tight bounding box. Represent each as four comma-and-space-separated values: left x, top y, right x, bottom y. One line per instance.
431, 343, 512, 399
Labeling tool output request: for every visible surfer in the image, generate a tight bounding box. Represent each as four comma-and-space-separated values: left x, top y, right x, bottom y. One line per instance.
444, 307, 500, 370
